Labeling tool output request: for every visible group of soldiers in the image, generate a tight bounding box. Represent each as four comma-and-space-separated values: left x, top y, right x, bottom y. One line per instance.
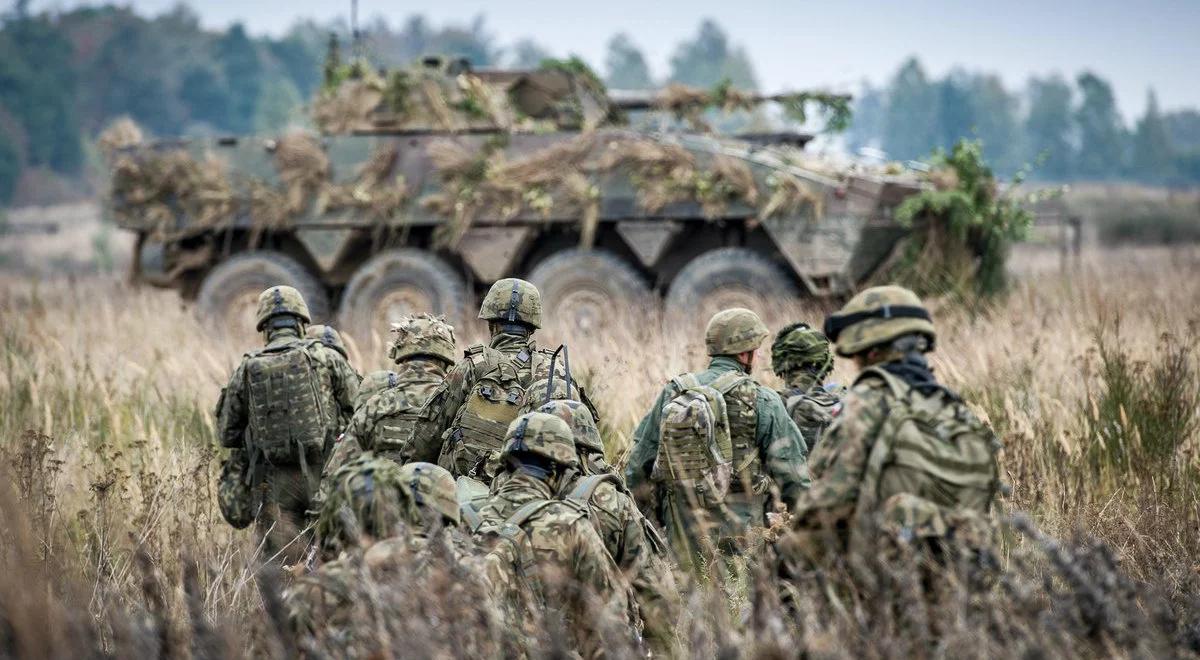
215, 276, 1001, 656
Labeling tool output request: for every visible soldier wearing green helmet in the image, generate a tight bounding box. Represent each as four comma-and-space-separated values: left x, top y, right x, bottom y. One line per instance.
470, 413, 634, 657
289, 456, 489, 654
404, 278, 566, 479
214, 285, 357, 565
626, 307, 810, 567
781, 285, 1000, 568
772, 322, 846, 452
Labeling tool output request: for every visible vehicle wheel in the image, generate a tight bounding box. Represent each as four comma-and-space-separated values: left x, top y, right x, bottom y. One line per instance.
338, 249, 469, 350
665, 247, 798, 319
196, 251, 330, 335
527, 249, 651, 335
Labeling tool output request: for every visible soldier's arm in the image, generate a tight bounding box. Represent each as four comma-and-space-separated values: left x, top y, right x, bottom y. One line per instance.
216, 364, 249, 449
404, 361, 472, 463
332, 355, 359, 422
756, 386, 811, 507
623, 384, 672, 491
791, 384, 888, 524
571, 522, 635, 634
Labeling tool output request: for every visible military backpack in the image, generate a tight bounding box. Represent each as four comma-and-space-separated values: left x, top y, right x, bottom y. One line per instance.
441, 345, 552, 477
853, 367, 1000, 543
244, 339, 327, 465
651, 373, 737, 507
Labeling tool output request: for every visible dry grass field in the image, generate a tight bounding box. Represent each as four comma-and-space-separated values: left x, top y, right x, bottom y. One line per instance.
1, 237, 1199, 657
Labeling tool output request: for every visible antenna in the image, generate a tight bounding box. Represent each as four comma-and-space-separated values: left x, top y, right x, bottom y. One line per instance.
350, 0, 363, 57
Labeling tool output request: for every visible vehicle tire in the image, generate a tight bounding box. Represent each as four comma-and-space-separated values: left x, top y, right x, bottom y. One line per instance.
338, 249, 469, 349
196, 251, 330, 335
527, 248, 651, 335
664, 247, 798, 319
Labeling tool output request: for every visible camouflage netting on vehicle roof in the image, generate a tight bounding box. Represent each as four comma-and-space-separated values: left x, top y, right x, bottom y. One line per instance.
420, 132, 811, 249
106, 119, 410, 240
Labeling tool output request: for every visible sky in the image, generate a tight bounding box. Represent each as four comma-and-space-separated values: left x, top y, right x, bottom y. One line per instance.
39, 0, 1200, 120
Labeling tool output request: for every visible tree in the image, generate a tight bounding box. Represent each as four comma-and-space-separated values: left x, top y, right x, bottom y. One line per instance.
1164, 110, 1200, 152
846, 82, 885, 153
1131, 90, 1173, 182
0, 126, 20, 203
216, 24, 264, 134
668, 19, 758, 89
934, 71, 975, 151
1074, 72, 1126, 179
1024, 76, 1074, 180
254, 78, 302, 133
509, 39, 553, 69
966, 74, 1020, 174
0, 15, 82, 174
604, 33, 653, 89
882, 57, 937, 162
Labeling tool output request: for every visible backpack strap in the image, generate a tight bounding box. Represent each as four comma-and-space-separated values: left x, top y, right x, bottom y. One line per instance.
503, 499, 558, 529
857, 366, 911, 401
709, 370, 752, 395
564, 473, 620, 505
460, 502, 485, 533
669, 373, 701, 392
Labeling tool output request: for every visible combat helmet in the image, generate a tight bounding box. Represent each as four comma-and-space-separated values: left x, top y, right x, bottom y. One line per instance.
306, 324, 349, 359
537, 399, 603, 455
500, 412, 579, 470
705, 308, 770, 356
317, 455, 413, 550
389, 313, 456, 365
397, 462, 460, 525
478, 278, 542, 329
255, 285, 311, 331
519, 376, 583, 415
771, 322, 834, 380
823, 285, 935, 357
355, 370, 399, 409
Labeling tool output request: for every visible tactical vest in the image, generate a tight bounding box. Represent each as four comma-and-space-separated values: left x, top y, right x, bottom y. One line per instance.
480, 498, 590, 606
784, 386, 843, 452
853, 367, 1000, 544
244, 339, 327, 465
715, 373, 763, 493
441, 344, 552, 477
369, 389, 426, 460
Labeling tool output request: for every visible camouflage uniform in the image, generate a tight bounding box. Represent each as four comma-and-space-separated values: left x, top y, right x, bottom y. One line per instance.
473, 413, 634, 658
783, 286, 1000, 566
306, 324, 361, 434
290, 459, 492, 656
322, 315, 456, 489
772, 321, 845, 452
540, 399, 682, 656
215, 286, 357, 564
405, 280, 563, 478
627, 309, 810, 568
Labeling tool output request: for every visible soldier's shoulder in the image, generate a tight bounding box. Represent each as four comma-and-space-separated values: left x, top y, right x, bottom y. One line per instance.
753, 382, 789, 410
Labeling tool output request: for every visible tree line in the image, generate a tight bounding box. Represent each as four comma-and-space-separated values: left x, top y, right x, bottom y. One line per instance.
2, 6, 1198, 205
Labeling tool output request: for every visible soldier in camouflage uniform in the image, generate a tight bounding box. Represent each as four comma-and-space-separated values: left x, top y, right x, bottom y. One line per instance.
470, 412, 634, 658
305, 323, 361, 434
215, 286, 358, 564
321, 314, 457, 488
626, 308, 810, 568
289, 458, 492, 657
538, 399, 682, 656
780, 285, 1000, 568
404, 279, 564, 479
772, 322, 845, 452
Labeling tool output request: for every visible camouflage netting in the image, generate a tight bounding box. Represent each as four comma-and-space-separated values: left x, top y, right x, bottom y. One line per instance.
108, 120, 409, 239
420, 132, 803, 249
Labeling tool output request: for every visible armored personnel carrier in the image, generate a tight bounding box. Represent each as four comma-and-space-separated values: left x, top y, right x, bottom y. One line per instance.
105, 54, 922, 343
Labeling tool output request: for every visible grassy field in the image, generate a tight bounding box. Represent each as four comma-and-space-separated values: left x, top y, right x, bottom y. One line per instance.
1, 243, 1199, 657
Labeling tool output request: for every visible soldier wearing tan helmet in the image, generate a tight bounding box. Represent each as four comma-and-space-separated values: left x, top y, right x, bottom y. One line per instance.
471, 413, 635, 657
317, 314, 458, 503
780, 285, 1000, 567
625, 307, 810, 570
214, 285, 357, 565
305, 323, 363, 432
403, 278, 566, 479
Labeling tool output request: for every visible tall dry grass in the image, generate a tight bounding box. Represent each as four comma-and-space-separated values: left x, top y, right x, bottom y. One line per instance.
1, 245, 1199, 657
